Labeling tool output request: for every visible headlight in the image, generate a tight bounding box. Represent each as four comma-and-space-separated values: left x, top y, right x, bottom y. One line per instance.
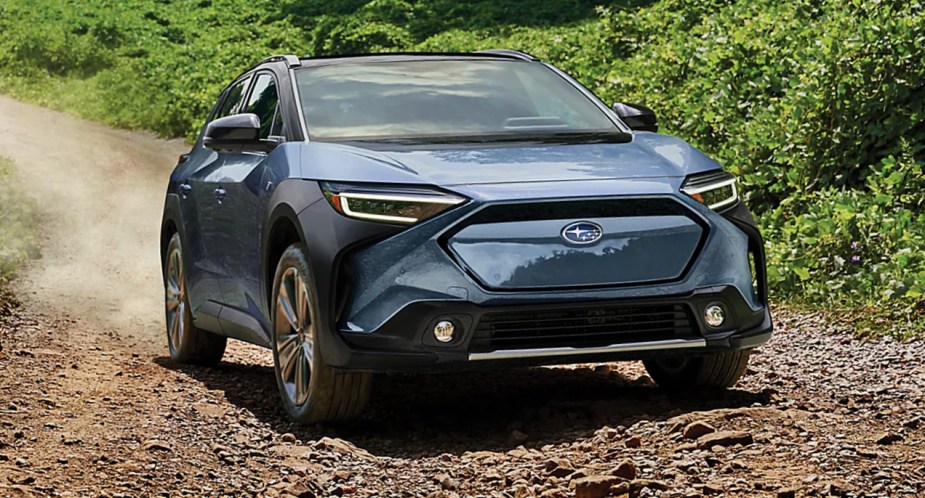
681, 171, 738, 211
320, 182, 466, 225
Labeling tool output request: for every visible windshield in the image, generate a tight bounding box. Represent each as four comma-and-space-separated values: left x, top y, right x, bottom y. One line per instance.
294, 59, 622, 143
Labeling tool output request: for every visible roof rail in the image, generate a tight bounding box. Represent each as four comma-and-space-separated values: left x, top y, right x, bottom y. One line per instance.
475, 49, 539, 61
256, 54, 302, 68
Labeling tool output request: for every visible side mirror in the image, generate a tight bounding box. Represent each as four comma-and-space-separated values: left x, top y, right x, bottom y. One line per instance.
203, 113, 268, 152
612, 102, 659, 133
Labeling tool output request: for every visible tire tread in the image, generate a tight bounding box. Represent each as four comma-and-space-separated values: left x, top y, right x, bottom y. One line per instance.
165, 233, 226, 366
645, 349, 751, 390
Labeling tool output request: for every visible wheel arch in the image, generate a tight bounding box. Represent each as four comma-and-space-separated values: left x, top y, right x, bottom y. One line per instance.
160, 194, 184, 280
263, 204, 308, 310
261, 178, 402, 368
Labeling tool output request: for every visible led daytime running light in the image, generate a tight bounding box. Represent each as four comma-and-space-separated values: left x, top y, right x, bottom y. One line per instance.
682, 177, 738, 211
324, 187, 465, 225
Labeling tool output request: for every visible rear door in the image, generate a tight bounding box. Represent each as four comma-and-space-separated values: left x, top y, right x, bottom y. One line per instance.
214, 71, 284, 339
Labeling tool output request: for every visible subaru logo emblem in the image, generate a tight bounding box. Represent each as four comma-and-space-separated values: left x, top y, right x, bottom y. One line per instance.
561, 221, 603, 245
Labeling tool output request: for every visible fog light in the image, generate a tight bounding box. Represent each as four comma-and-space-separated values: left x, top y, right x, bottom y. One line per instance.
704, 305, 726, 328
433, 320, 456, 343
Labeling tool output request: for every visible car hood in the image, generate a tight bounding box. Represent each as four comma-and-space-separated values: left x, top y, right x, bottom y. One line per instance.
296, 133, 723, 186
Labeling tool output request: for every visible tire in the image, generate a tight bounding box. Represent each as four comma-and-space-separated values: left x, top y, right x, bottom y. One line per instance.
643, 349, 752, 390
270, 243, 371, 423
164, 233, 226, 365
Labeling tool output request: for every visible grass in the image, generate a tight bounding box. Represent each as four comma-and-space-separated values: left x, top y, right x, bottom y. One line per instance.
0, 156, 40, 279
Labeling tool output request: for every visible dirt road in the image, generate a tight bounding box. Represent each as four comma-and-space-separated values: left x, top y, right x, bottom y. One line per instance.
1, 96, 924, 497
0, 95, 186, 346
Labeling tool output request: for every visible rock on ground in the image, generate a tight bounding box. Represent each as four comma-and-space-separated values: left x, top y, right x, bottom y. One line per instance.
1, 300, 924, 497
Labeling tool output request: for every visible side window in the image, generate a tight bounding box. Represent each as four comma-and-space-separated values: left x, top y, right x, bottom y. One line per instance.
243, 73, 280, 139
216, 76, 252, 119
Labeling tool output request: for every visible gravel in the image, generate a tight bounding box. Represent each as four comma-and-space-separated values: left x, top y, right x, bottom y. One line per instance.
1, 292, 924, 497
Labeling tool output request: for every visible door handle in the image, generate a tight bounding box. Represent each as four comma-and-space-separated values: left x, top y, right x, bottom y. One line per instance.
214, 187, 226, 204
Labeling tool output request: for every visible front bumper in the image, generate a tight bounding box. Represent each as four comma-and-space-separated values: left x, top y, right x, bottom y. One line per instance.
311, 188, 771, 372
330, 285, 771, 371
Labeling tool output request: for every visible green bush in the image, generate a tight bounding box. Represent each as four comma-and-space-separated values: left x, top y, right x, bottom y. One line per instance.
591, 0, 925, 320
0, 157, 40, 278
598, 0, 925, 210
1, 0, 924, 327
0, 0, 310, 139
764, 149, 925, 303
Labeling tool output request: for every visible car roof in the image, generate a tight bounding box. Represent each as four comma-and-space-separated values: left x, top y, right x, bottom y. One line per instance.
306, 49, 536, 63
249, 49, 539, 73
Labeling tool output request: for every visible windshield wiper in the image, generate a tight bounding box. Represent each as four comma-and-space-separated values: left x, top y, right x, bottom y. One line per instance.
504, 131, 632, 144
341, 130, 632, 147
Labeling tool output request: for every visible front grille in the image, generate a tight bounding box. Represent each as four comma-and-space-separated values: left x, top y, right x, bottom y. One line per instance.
471, 303, 698, 352
441, 197, 709, 292
453, 198, 701, 226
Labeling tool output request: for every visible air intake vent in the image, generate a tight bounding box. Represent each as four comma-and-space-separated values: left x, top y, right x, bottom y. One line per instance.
472, 303, 698, 352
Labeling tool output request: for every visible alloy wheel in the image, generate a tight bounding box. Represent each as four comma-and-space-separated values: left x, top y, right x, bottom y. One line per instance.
165, 246, 186, 350
275, 267, 314, 406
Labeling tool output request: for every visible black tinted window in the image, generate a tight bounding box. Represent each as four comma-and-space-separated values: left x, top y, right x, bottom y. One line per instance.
216, 76, 251, 118
243, 73, 280, 139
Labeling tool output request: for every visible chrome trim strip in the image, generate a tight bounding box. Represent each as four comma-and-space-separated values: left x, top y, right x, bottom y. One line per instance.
468, 338, 707, 361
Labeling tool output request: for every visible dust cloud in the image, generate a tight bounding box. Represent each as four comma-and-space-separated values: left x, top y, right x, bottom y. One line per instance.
0, 96, 187, 349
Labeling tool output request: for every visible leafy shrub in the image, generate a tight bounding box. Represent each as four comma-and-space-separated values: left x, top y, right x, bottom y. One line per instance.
764, 149, 925, 304
0, 0, 309, 139
597, 0, 925, 211
589, 0, 925, 317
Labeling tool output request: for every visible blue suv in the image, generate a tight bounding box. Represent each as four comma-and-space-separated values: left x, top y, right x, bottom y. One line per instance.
160, 51, 772, 423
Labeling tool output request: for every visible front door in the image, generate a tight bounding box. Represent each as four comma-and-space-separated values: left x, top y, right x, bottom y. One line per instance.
183, 74, 253, 321
214, 71, 284, 340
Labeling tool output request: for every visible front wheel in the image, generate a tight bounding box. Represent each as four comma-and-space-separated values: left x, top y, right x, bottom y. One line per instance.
271, 244, 371, 423
164, 233, 226, 365
643, 349, 752, 389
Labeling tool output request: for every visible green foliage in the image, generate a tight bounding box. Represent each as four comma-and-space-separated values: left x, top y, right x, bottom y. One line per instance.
1, 0, 924, 324
597, 0, 925, 211
0, 0, 309, 140
0, 157, 40, 278
589, 0, 925, 319
764, 148, 925, 305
